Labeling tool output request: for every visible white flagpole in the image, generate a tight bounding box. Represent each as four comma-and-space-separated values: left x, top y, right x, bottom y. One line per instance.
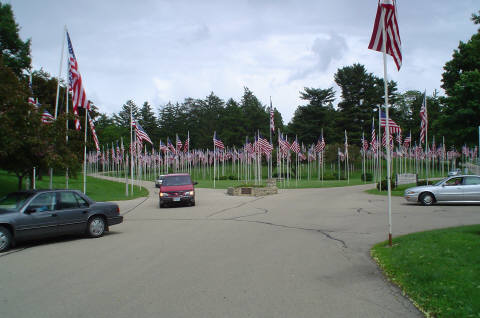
381, 7, 393, 246
83, 109, 88, 194
214, 132, 216, 189
54, 26, 66, 119
65, 82, 69, 189
130, 105, 134, 195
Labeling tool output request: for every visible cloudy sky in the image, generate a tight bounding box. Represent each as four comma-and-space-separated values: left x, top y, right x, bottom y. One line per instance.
8, 0, 478, 123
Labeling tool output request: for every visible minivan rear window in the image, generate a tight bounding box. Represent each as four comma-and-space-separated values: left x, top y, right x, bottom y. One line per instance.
162, 175, 192, 186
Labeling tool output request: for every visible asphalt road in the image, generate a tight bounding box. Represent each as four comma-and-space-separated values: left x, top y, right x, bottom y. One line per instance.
1, 181, 479, 318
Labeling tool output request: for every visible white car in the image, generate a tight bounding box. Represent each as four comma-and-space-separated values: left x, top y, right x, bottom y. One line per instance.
448, 168, 461, 176
404, 175, 480, 205
155, 175, 165, 188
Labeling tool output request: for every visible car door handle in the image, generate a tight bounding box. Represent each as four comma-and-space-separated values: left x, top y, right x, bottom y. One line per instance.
82, 211, 88, 214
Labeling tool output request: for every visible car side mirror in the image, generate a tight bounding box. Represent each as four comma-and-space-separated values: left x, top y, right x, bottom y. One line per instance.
194, 181, 198, 185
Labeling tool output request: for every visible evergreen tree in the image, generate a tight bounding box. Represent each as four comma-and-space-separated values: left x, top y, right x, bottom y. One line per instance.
438, 11, 480, 146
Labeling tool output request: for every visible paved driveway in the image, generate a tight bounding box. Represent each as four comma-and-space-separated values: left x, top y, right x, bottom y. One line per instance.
1, 182, 479, 318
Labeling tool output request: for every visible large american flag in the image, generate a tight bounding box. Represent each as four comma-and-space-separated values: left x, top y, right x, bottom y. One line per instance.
368, 0, 402, 70
213, 132, 225, 149
66, 31, 90, 131
132, 120, 153, 144
380, 111, 401, 134
419, 92, 428, 145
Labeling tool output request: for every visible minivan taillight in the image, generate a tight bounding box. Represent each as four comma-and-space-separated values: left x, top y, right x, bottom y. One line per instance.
116, 206, 120, 214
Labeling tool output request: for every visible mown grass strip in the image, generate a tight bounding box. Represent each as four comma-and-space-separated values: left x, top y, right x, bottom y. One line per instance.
371, 225, 480, 318
0, 170, 148, 201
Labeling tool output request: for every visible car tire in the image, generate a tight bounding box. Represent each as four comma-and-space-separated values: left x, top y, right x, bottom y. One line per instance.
420, 192, 435, 206
191, 200, 196, 207
87, 216, 106, 238
159, 201, 162, 208
0, 226, 12, 252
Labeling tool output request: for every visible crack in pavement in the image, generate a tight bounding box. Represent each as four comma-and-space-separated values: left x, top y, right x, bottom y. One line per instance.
206, 197, 265, 218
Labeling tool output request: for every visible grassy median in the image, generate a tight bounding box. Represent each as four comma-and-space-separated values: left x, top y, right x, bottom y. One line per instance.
371, 225, 480, 317
0, 170, 148, 201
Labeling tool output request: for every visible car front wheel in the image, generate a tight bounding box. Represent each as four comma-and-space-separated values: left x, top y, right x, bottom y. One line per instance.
0, 226, 12, 252
87, 216, 106, 237
420, 192, 435, 206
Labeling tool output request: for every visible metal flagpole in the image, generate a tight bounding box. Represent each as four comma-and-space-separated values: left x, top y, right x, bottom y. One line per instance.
83, 110, 88, 194
381, 8, 393, 246
54, 26, 66, 119
66, 81, 69, 189
130, 104, 134, 195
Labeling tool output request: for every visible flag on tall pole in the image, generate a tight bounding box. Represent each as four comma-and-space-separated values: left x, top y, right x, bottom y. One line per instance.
368, 0, 402, 70
368, 0, 402, 247
66, 30, 90, 130
420, 91, 428, 145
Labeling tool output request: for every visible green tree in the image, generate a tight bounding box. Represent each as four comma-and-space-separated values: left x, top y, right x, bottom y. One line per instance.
287, 87, 337, 144
113, 100, 139, 127
334, 64, 398, 145
138, 101, 157, 142
439, 11, 480, 146
0, 3, 31, 77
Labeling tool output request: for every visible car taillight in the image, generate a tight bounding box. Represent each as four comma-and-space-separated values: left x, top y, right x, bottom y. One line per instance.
116, 206, 120, 214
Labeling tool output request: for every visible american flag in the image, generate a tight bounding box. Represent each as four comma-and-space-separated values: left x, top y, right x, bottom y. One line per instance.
380, 111, 401, 134
403, 132, 411, 148
184, 133, 189, 152
258, 133, 273, 154
270, 100, 275, 132
278, 133, 290, 154
133, 121, 153, 144
176, 134, 182, 152
245, 141, 254, 154
213, 132, 225, 149
396, 132, 402, 145
290, 137, 300, 154
370, 121, 377, 153
344, 131, 349, 157
314, 135, 326, 153
361, 133, 369, 152
419, 92, 428, 145
368, 0, 402, 71
66, 31, 90, 131
41, 110, 55, 124
167, 137, 176, 153
87, 112, 100, 153
159, 140, 167, 152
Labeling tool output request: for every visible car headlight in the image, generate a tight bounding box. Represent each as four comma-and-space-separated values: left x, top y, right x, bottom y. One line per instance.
185, 191, 194, 196
160, 192, 167, 197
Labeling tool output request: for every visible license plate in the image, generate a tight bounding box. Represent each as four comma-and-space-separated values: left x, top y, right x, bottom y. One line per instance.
173, 198, 180, 202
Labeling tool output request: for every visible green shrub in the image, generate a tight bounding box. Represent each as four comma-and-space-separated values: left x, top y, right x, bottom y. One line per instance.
416, 179, 435, 186
377, 179, 397, 191
218, 175, 228, 180
228, 175, 236, 180
361, 173, 373, 182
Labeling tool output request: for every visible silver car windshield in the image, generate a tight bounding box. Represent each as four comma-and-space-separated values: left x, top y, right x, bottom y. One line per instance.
0, 192, 32, 212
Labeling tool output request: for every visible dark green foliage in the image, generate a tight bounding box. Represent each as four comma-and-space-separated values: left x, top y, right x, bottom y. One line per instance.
416, 179, 435, 186
438, 11, 480, 146
0, 3, 31, 76
361, 173, 373, 182
376, 179, 397, 191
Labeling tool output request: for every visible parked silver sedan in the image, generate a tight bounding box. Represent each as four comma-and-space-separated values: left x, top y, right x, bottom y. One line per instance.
404, 175, 480, 205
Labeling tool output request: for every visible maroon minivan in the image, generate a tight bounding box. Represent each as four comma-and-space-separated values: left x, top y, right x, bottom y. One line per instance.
158, 173, 197, 208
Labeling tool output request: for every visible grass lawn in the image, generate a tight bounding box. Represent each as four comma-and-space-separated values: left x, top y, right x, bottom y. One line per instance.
0, 170, 148, 201
371, 225, 480, 317
365, 183, 417, 197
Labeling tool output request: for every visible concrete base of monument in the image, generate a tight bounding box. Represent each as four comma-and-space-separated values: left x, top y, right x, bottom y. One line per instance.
227, 179, 278, 196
